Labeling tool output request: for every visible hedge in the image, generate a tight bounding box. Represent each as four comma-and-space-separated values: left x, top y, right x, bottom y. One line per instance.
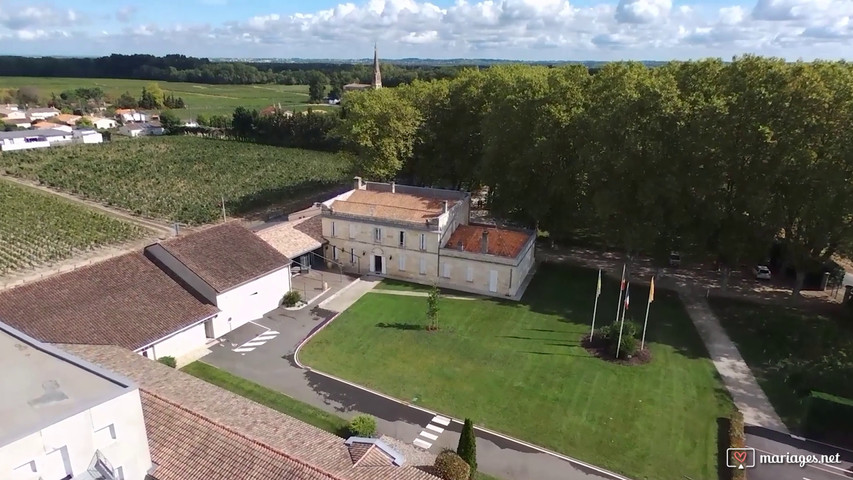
804, 391, 853, 445
729, 410, 747, 480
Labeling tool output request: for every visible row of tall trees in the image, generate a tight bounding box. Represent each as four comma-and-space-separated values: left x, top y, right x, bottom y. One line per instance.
229, 106, 341, 151
0, 54, 463, 87
336, 57, 853, 295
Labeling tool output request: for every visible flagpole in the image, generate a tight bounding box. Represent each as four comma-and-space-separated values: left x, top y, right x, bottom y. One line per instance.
641, 276, 654, 350
590, 269, 601, 340
641, 296, 651, 351
614, 264, 626, 326
616, 282, 628, 359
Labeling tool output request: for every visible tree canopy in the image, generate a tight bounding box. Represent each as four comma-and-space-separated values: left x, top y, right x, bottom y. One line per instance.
334, 57, 853, 295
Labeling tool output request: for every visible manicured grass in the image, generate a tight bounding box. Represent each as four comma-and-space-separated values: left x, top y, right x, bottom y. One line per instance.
0, 76, 338, 119
0, 178, 147, 275
0, 136, 351, 224
301, 263, 732, 480
181, 361, 348, 436
709, 297, 853, 432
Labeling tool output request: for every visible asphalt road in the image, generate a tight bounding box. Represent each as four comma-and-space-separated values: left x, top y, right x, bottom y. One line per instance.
744, 426, 853, 480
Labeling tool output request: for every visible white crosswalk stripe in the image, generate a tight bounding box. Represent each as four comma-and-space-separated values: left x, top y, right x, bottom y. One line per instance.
232, 330, 280, 353
419, 431, 438, 441
426, 424, 444, 434
432, 415, 451, 426
413, 438, 432, 449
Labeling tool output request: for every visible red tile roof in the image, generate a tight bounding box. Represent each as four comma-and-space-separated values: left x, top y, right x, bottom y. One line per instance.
331, 190, 447, 223
60, 344, 440, 480
0, 252, 218, 350
157, 222, 291, 293
445, 224, 533, 258
142, 391, 340, 480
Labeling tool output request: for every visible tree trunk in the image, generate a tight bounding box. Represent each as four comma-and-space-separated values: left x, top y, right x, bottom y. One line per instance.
792, 270, 806, 299
721, 266, 731, 291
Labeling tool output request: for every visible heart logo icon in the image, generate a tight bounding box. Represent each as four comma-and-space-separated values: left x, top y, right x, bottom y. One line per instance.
733, 451, 748, 464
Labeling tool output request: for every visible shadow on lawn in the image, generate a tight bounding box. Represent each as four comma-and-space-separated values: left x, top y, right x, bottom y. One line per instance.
376, 322, 424, 331
522, 262, 713, 361
523, 351, 589, 357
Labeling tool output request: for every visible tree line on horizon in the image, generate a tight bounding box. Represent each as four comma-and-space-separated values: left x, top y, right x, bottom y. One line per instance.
0, 54, 463, 88
333, 56, 853, 295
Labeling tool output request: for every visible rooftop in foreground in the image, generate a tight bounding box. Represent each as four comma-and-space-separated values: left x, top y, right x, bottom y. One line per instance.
325, 180, 469, 224
0, 322, 128, 446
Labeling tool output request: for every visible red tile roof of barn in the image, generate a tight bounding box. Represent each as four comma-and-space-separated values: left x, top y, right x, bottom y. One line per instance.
157, 222, 291, 293
445, 224, 533, 258
0, 252, 219, 350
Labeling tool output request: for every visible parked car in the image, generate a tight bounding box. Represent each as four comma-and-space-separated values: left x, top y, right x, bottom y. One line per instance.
669, 251, 681, 267
754, 265, 772, 280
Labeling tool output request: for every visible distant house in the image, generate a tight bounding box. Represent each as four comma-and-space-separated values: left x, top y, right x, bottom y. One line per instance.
0, 107, 26, 120
84, 116, 118, 130
2, 118, 31, 129
41, 128, 74, 144
72, 129, 103, 144
0, 130, 50, 151
25, 107, 61, 121
115, 109, 148, 123
119, 121, 164, 137
54, 113, 82, 126
260, 103, 292, 117
33, 122, 72, 133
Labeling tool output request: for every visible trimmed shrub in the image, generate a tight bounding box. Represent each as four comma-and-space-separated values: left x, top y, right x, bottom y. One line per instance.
347, 414, 377, 438
595, 320, 640, 358
804, 391, 853, 445
729, 409, 746, 480
157, 356, 177, 368
282, 290, 302, 307
434, 449, 471, 480
456, 419, 477, 479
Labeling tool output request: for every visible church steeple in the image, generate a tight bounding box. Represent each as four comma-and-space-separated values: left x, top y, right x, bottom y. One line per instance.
372, 43, 382, 90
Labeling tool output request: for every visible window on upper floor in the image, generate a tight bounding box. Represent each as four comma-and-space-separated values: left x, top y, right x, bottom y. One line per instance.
399, 231, 406, 247
331, 221, 336, 237
419, 233, 426, 251
374, 227, 382, 243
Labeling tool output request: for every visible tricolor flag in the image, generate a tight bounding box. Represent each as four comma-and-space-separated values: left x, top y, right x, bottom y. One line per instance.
648, 277, 655, 304
624, 284, 630, 311
596, 270, 602, 297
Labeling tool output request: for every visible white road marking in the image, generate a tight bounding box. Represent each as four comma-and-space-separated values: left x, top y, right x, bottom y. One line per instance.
426, 424, 444, 434
242, 341, 269, 347
233, 347, 255, 352
420, 431, 438, 441
249, 321, 272, 331
413, 439, 432, 449
232, 330, 281, 352
432, 415, 450, 426
791, 435, 806, 441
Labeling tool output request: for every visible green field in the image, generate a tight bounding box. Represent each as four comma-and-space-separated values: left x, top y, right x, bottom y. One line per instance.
0, 178, 148, 275
710, 297, 853, 432
0, 136, 352, 224
300, 264, 732, 480
0, 76, 338, 119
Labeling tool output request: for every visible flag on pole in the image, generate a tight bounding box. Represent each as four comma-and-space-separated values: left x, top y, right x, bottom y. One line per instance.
648, 277, 655, 304
624, 284, 630, 311
596, 270, 602, 297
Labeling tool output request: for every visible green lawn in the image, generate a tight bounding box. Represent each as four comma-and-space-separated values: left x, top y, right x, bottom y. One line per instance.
300, 263, 732, 480
0, 76, 338, 119
181, 361, 348, 435
710, 297, 853, 432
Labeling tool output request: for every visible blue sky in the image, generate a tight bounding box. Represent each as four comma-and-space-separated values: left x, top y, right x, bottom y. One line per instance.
0, 0, 850, 60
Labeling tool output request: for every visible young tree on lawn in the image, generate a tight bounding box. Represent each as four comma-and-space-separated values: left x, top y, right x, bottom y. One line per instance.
456, 418, 477, 479
427, 284, 440, 331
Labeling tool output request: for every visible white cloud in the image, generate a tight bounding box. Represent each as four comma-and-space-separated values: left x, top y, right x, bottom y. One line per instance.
615, 0, 672, 24
0, 0, 851, 60
116, 6, 137, 23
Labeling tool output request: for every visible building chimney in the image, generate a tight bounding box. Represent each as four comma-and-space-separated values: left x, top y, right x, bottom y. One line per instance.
391, 182, 396, 193
353, 176, 363, 190
481, 230, 489, 254
442, 201, 448, 214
